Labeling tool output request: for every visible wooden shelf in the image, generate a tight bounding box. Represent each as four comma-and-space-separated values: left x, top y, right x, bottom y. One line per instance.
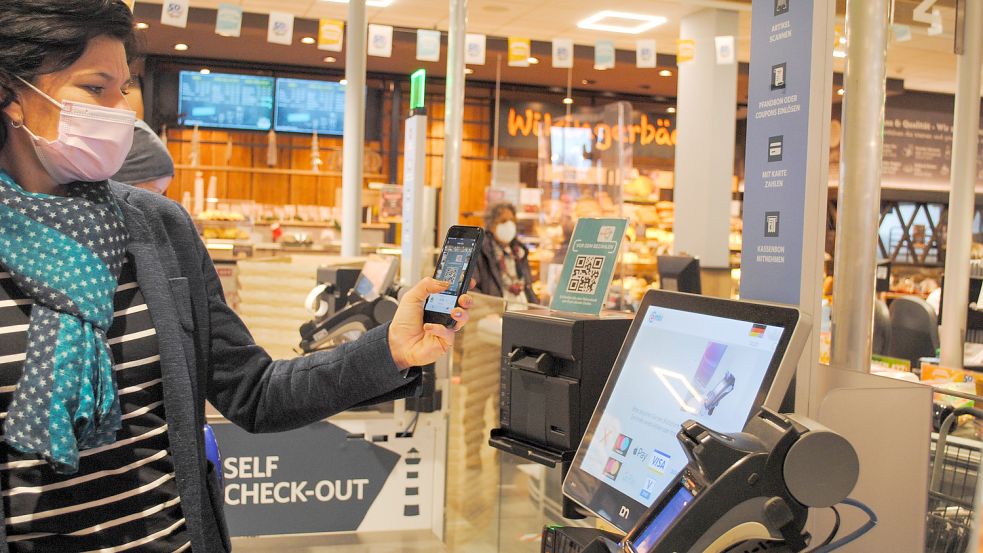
624, 196, 661, 205
174, 164, 387, 179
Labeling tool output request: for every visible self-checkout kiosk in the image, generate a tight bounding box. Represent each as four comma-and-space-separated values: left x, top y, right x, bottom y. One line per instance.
491, 290, 873, 552
490, 309, 632, 517
299, 254, 400, 353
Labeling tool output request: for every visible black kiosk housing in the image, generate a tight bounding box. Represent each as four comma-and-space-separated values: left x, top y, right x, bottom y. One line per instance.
490, 308, 632, 516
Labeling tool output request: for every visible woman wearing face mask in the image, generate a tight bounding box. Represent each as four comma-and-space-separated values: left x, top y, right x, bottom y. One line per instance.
0, 1, 472, 551
475, 203, 539, 305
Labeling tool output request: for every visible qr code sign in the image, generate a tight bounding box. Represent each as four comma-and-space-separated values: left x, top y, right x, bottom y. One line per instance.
566, 255, 605, 295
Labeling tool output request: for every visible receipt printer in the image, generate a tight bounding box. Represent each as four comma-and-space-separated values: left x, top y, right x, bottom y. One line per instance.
491, 309, 632, 460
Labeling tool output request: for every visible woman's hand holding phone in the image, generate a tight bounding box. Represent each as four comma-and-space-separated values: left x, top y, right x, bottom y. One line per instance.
388, 277, 474, 370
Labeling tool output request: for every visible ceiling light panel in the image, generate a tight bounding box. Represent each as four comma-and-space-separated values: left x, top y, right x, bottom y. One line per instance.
577, 10, 667, 34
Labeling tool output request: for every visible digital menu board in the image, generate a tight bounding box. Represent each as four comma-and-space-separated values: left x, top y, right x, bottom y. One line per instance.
275, 77, 346, 135
178, 71, 274, 131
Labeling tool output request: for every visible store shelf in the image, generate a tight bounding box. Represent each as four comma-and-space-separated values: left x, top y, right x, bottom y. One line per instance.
624, 196, 661, 205
174, 164, 387, 179
195, 219, 249, 227
254, 220, 338, 228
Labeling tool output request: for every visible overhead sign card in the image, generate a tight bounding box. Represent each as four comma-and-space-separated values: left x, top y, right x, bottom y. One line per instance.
550, 218, 628, 315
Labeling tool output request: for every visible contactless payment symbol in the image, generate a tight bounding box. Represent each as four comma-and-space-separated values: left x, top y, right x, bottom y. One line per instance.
765, 212, 780, 238
771, 63, 787, 90
613, 434, 633, 456
775, 0, 789, 16
604, 458, 623, 480
768, 135, 784, 162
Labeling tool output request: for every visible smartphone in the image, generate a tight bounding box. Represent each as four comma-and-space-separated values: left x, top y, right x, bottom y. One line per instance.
424, 225, 484, 327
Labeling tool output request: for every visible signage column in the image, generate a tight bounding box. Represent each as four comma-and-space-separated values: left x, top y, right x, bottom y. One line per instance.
402, 70, 429, 285
740, 0, 834, 412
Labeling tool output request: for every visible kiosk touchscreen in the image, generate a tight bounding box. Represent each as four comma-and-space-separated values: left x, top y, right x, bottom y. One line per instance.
352, 255, 398, 302
562, 290, 808, 532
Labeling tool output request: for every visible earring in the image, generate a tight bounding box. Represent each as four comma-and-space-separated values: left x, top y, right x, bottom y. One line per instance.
9, 120, 22, 129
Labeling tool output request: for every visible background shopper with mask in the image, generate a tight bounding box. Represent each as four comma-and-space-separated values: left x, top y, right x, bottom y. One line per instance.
0, 1, 473, 551
475, 202, 539, 304
112, 119, 175, 194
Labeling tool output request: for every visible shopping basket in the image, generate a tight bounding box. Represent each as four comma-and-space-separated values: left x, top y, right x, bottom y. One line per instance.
925, 401, 983, 553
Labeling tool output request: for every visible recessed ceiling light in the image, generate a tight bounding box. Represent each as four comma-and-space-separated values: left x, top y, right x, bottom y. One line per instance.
577, 10, 667, 34
324, 56, 337, 63
174, 43, 189, 51
340, 79, 348, 85
464, 67, 475, 75
658, 69, 672, 77
667, 106, 676, 114
527, 57, 539, 65
320, 0, 394, 7
135, 22, 149, 30
302, 37, 316, 45
837, 88, 845, 95
200, 68, 211, 75
562, 97, 574, 105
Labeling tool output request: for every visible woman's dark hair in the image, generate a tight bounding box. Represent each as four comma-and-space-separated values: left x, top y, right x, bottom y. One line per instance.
0, 0, 136, 149
485, 202, 517, 230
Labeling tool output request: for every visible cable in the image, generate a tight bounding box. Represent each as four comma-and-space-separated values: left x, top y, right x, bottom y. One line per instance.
400, 411, 420, 437
808, 498, 877, 553
814, 505, 841, 548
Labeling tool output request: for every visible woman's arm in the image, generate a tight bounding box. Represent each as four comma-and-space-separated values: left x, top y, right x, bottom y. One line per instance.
197, 238, 470, 433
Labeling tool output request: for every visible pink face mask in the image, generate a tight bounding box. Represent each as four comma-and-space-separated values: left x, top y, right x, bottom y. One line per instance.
13, 76, 136, 185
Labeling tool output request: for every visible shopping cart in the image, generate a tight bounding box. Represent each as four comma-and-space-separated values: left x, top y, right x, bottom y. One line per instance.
925, 395, 983, 553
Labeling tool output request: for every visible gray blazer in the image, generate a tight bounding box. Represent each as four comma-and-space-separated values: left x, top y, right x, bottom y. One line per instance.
0, 183, 420, 551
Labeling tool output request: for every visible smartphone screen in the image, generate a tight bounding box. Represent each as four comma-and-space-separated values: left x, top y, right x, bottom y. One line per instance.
424, 227, 481, 324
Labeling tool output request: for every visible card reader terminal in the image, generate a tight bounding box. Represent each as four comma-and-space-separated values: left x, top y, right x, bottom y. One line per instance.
547, 408, 860, 553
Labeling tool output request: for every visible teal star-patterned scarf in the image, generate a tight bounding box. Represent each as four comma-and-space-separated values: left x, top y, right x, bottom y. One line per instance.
0, 171, 128, 474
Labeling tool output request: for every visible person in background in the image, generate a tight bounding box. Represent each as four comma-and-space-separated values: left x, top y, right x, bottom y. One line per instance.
0, 1, 473, 550
475, 202, 539, 304
925, 243, 983, 316
111, 118, 174, 193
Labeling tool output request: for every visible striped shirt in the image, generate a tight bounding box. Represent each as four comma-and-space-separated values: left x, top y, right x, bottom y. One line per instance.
0, 258, 189, 552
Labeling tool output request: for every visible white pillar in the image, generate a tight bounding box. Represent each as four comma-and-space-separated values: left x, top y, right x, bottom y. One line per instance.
440, 0, 468, 238
673, 8, 739, 270
829, 0, 890, 370
341, 0, 367, 257
939, 1, 983, 368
